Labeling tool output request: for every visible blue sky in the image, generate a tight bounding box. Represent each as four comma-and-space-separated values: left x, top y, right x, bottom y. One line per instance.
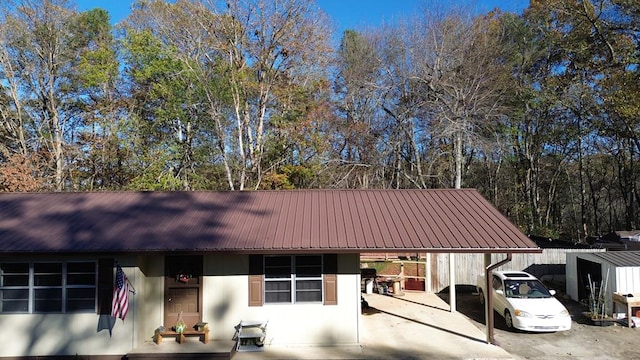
76, 0, 529, 33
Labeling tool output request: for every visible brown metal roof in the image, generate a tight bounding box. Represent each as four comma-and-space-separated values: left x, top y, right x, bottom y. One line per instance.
0, 189, 539, 254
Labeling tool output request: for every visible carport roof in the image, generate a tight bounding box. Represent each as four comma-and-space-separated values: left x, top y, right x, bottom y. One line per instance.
0, 189, 539, 254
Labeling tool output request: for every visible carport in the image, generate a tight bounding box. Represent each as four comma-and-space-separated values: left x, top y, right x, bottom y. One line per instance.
352, 189, 541, 345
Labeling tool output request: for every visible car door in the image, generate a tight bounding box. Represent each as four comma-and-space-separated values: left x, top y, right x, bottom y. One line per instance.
492, 275, 508, 314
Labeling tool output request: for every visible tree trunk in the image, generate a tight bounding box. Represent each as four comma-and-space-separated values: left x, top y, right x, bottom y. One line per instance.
455, 130, 463, 189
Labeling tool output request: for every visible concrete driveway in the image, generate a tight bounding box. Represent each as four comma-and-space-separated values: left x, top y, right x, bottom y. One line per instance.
358, 291, 513, 359
235, 291, 515, 359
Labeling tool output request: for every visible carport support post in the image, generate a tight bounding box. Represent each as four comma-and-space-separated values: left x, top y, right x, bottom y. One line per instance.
449, 253, 456, 312
485, 253, 512, 345
484, 254, 492, 343
425, 253, 431, 293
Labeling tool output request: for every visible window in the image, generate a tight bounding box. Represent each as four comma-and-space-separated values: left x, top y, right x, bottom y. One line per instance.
0, 261, 97, 313
264, 255, 322, 304
0, 263, 29, 313
248, 254, 337, 307
492, 275, 503, 291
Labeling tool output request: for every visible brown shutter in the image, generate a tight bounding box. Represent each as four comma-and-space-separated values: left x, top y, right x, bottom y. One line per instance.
323, 254, 338, 305
97, 258, 114, 314
248, 255, 263, 307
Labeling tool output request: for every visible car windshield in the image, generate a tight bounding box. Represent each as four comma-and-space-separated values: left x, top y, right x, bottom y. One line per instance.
504, 279, 552, 298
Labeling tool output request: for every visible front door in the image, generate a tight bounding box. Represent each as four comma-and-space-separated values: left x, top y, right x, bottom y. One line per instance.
164, 255, 203, 329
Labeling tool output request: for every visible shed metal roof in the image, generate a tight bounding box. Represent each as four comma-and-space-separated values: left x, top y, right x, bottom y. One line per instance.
0, 189, 539, 254
588, 251, 640, 267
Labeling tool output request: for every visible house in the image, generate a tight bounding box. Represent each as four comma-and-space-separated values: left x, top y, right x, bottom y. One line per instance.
594, 231, 640, 250
0, 189, 538, 358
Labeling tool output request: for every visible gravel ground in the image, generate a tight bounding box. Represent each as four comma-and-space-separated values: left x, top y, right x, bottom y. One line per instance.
439, 288, 640, 360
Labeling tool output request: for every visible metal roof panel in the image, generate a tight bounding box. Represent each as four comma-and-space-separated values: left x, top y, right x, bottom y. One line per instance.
0, 189, 539, 253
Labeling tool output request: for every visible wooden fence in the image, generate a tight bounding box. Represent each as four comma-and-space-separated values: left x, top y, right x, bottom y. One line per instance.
362, 248, 603, 293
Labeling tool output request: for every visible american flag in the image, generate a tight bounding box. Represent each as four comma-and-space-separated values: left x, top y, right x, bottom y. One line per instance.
111, 265, 129, 320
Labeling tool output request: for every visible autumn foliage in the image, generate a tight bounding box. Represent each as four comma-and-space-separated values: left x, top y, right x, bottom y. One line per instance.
1, 0, 639, 243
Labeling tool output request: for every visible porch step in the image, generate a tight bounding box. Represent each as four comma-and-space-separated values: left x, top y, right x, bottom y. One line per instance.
127, 340, 236, 360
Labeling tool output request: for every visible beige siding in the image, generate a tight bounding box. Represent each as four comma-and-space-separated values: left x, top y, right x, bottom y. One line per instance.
203, 253, 362, 346
1, 252, 362, 357
0, 257, 139, 357
138, 254, 165, 345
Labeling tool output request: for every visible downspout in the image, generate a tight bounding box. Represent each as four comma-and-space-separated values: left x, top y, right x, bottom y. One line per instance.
485, 252, 512, 345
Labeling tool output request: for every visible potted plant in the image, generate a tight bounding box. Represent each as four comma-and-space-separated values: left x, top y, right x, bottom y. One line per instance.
174, 311, 187, 333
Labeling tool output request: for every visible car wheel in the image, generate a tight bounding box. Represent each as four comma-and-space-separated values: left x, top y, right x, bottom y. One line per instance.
478, 289, 485, 305
504, 310, 514, 330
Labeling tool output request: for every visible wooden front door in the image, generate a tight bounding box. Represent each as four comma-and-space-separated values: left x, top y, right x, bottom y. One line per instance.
164, 255, 203, 329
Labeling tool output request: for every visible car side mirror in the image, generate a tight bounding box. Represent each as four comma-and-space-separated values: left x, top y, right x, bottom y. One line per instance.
549, 289, 556, 296
495, 289, 504, 295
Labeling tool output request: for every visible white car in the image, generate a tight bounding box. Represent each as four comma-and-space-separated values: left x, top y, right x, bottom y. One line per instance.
477, 270, 571, 332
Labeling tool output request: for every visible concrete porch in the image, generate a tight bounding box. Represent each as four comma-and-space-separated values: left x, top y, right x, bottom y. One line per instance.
127, 291, 514, 360
127, 339, 237, 360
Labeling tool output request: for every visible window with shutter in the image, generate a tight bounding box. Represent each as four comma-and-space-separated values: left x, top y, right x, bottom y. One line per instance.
248, 254, 338, 306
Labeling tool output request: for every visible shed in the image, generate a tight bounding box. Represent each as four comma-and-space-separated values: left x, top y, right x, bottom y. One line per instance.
566, 251, 640, 317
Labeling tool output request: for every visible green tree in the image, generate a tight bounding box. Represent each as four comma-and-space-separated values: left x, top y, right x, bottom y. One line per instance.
121, 28, 197, 190
70, 8, 125, 190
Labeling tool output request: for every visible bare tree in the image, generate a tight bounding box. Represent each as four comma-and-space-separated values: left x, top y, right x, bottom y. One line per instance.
408, 9, 509, 189
332, 29, 386, 188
